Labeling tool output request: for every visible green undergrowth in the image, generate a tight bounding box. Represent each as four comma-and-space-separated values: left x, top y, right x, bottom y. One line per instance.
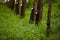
0, 3, 60, 40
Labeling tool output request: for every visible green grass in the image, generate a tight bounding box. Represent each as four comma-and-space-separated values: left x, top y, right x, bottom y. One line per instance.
0, 3, 60, 40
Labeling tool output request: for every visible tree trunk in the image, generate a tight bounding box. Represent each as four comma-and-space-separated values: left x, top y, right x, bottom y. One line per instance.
15, 0, 21, 15
35, 0, 43, 25
29, 0, 38, 23
47, 0, 52, 37
21, 0, 26, 18
8, 0, 15, 9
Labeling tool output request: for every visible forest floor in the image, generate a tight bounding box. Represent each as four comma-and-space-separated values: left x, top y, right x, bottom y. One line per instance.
0, 3, 60, 40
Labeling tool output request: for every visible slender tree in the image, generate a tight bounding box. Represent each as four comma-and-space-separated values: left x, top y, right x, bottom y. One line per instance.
29, 0, 38, 23
6, 0, 9, 4
21, 0, 26, 17
15, 0, 21, 14
47, 0, 52, 37
8, 0, 15, 9
35, 0, 43, 25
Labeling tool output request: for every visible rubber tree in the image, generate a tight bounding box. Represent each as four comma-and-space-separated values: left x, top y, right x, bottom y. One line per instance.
15, 0, 21, 14
21, 0, 26, 18
29, 0, 38, 23
35, 0, 44, 25
8, 0, 15, 9
47, 0, 52, 37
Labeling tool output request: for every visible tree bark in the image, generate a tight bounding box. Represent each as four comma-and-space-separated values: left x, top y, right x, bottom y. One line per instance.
21, 0, 26, 18
47, 0, 52, 37
15, 0, 21, 15
29, 0, 38, 23
35, 0, 43, 25
8, 0, 15, 9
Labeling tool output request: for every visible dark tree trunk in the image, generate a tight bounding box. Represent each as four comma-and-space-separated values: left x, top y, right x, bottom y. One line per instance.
8, 0, 15, 9
35, 0, 43, 25
15, 0, 20, 15
29, 0, 38, 23
21, 0, 26, 18
6, 0, 9, 5
47, 0, 52, 37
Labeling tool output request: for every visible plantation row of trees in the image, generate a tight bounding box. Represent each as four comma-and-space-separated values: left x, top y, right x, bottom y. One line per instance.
6, 0, 26, 17
6, 0, 52, 37
30, 0, 52, 37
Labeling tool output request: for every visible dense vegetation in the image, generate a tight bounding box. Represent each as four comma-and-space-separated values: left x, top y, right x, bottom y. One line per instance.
0, 0, 60, 40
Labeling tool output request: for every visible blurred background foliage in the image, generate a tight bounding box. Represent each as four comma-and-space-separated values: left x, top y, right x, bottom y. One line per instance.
0, 0, 60, 40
